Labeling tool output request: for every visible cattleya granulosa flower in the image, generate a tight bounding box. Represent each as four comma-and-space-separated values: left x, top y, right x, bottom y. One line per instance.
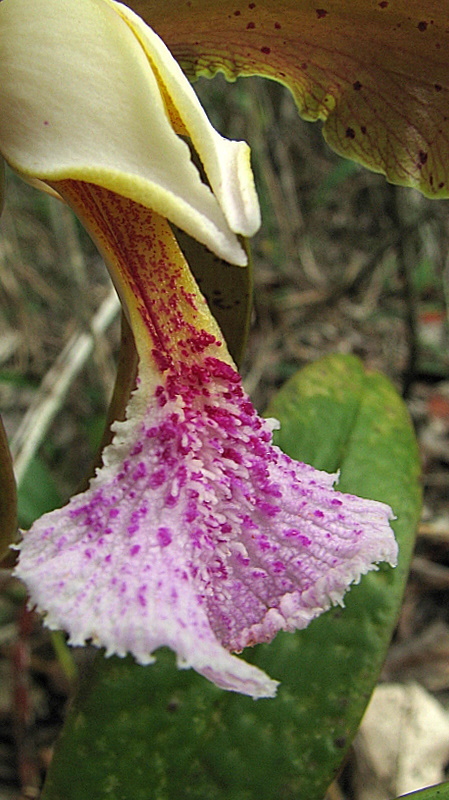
0, 0, 397, 698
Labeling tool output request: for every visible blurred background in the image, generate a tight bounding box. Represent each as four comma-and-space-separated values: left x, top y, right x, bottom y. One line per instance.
1, 76, 449, 799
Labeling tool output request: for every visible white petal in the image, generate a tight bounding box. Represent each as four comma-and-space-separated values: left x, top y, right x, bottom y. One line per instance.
0, 0, 251, 264
113, 0, 261, 237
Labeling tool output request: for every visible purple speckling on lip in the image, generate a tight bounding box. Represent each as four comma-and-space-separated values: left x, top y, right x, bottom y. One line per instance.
149, 468, 166, 489
127, 524, 139, 536
157, 527, 172, 547
130, 442, 143, 456
15, 352, 397, 700
133, 462, 147, 480
137, 585, 147, 607
255, 499, 280, 517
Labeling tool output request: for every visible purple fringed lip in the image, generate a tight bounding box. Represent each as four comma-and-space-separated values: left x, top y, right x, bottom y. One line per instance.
14, 355, 397, 698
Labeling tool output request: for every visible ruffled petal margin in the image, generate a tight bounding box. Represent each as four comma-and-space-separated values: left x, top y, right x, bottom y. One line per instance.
14, 354, 397, 698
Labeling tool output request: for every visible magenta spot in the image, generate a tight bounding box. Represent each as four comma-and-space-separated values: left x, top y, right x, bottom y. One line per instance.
247, 21, 255, 28
185, 500, 198, 523
185, 330, 217, 354
256, 499, 280, 517
127, 524, 139, 536
257, 536, 271, 552
109, 508, 120, 518
149, 468, 167, 489
84, 549, 92, 559
130, 442, 143, 456
190, 529, 203, 548
316, 8, 328, 18
157, 527, 172, 547
137, 586, 147, 607
274, 21, 281, 29
314, 510, 324, 519
70, 505, 86, 519
152, 349, 172, 372
105, 554, 112, 563
241, 514, 257, 531
252, 569, 266, 579
130, 545, 141, 556
241, 400, 255, 416
154, 385, 167, 408
273, 561, 286, 574
133, 462, 147, 480
331, 499, 342, 507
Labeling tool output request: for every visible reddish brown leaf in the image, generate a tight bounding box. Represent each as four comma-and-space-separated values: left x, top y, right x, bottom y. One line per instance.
130, 0, 449, 197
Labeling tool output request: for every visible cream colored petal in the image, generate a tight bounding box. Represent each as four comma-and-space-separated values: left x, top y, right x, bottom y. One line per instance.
0, 0, 249, 265
112, 0, 261, 237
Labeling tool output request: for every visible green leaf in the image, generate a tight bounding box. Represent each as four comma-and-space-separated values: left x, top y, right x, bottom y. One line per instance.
132, 0, 449, 198
41, 354, 421, 800
17, 456, 62, 529
0, 414, 17, 559
395, 783, 449, 800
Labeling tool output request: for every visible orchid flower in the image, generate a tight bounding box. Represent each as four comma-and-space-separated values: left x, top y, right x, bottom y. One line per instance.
0, 0, 398, 699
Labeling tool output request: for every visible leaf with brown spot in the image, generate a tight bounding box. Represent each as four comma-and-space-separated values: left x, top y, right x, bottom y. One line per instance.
130, 0, 449, 197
